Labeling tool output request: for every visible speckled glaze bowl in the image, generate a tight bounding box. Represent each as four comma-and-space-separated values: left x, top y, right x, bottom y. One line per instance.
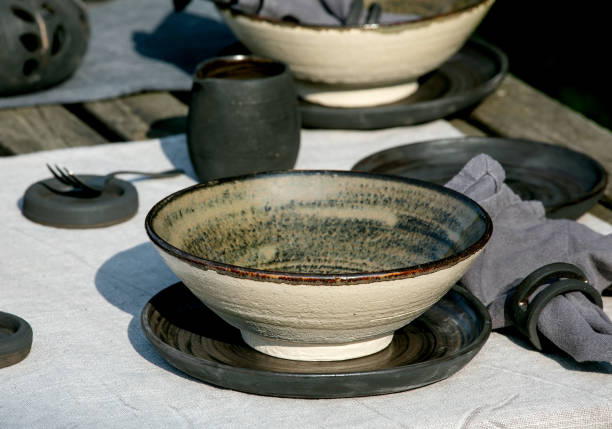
218, 0, 494, 107
145, 171, 492, 361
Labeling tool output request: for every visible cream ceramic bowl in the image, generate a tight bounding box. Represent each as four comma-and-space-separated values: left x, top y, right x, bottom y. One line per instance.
218, 0, 495, 107
145, 171, 492, 361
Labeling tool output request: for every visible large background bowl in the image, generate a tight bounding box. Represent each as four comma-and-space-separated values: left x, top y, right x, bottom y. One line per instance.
218, 0, 495, 107
146, 171, 492, 361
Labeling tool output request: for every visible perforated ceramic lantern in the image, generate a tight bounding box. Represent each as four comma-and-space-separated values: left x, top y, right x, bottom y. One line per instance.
0, 0, 90, 96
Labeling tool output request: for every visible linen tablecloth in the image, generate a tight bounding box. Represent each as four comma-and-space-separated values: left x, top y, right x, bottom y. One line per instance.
1, 121, 611, 428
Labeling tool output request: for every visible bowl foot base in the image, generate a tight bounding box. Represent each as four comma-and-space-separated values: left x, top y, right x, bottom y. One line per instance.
297, 80, 419, 108
240, 330, 394, 361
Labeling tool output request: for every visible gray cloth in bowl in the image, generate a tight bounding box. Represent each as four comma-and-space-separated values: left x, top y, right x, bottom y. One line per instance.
232, 0, 418, 25
180, 0, 419, 25
445, 154, 612, 362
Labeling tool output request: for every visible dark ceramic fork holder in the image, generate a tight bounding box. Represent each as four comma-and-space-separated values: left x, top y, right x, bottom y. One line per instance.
22, 176, 138, 228
187, 55, 301, 183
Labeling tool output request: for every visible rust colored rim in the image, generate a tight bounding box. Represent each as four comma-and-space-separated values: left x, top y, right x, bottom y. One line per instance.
145, 170, 492, 285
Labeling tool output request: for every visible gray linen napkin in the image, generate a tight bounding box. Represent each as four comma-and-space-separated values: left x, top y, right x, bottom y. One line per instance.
176, 0, 418, 25
445, 154, 612, 362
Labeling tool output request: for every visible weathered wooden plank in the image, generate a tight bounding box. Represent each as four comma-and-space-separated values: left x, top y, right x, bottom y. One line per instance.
470, 75, 612, 198
448, 118, 487, 137
80, 92, 188, 142
0, 105, 106, 156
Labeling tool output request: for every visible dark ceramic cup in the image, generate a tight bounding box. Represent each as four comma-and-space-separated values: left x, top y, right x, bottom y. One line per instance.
187, 55, 301, 182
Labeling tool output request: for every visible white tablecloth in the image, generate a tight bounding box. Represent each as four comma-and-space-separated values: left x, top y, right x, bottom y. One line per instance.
1, 121, 611, 428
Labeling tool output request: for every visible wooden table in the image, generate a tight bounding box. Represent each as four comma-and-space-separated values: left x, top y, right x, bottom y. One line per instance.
2, 75, 612, 221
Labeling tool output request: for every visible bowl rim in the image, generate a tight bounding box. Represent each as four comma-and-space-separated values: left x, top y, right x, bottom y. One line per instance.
145, 170, 493, 285
218, 0, 493, 31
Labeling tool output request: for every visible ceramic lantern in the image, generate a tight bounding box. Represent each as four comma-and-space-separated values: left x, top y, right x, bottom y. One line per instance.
0, 0, 90, 96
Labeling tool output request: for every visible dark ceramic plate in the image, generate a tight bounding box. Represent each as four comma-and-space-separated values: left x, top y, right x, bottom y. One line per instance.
141, 282, 491, 399
299, 39, 507, 130
352, 137, 608, 220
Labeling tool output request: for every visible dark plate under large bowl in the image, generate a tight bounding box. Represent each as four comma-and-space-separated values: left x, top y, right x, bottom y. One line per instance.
141, 283, 491, 399
352, 137, 608, 220
299, 39, 507, 130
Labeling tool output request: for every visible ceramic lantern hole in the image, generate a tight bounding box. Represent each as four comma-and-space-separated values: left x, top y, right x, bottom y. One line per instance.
78, 9, 87, 26
19, 33, 40, 52
51, 25, 65, 55
11, 6, 35, 22
23, 59, 38, 76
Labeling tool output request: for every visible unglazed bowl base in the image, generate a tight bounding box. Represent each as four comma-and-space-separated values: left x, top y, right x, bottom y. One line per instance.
296, 80, 419, 108
241, 330, 394, 361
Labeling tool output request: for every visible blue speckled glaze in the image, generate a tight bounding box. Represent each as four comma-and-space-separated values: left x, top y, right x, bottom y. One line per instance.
146, 170, 492, 283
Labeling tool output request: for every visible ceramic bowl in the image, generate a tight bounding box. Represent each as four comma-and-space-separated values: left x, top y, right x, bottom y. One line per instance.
218, 0, 495, 107
145, 171, 492, 361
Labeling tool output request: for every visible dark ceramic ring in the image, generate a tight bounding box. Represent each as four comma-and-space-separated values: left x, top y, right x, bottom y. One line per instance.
0, 312, 33, 369
510, 263, 603, 350
513, 262, 587, 309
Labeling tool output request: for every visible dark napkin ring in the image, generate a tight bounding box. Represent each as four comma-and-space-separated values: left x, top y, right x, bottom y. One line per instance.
0, 311, 33, 369
510, 262, 603, 351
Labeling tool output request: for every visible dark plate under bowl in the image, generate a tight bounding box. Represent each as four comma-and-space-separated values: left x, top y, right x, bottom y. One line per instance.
352, 137, 608, 220
299, 38, 507, 130
141, 283, 491, 399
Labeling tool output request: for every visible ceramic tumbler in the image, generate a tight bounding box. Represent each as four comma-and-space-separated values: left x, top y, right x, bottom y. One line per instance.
187, 55, 301, 182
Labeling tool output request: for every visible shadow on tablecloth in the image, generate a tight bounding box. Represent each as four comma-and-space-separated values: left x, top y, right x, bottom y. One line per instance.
95, 241, 197, 380
132, 13, 230, 76
159, 134, 199, 182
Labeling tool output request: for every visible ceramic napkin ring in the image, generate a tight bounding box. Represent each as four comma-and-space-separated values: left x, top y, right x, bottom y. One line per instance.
0, 311, 33, 369
510, 262, 603, 351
